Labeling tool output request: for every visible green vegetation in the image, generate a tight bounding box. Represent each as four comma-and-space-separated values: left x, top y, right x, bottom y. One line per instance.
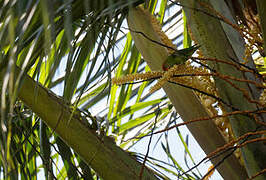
0, 0, 265, 179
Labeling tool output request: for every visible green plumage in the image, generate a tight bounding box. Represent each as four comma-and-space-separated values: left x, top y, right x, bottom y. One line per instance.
162, 45, 200, 71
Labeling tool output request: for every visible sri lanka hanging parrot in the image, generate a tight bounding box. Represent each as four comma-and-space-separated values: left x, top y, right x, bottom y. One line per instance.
162, 45, 200, 71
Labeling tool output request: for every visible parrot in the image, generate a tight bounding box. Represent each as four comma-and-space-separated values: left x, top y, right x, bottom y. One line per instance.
162, 44, 200, 71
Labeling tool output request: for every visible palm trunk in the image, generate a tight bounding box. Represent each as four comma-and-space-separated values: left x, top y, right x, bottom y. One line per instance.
0, 65, 158, 180
178, 0, 266, 179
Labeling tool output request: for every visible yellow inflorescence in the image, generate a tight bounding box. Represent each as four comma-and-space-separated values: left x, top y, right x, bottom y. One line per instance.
143, 8, 176, 54
259, 89, 266, 106
149, 78, 167, 93
149, 64, 180, 93
112, 71, 164, 85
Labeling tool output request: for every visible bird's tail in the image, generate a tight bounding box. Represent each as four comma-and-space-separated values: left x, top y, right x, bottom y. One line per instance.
177, 44, 200, 57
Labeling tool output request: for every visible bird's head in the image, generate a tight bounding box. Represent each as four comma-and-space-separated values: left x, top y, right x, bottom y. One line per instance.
162, 62, 170, 71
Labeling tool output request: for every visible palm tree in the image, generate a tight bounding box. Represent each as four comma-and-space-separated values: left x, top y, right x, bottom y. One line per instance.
0, 0, 265, 179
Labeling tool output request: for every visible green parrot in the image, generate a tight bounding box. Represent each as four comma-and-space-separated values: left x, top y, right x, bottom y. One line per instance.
162, 44, 200, 71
